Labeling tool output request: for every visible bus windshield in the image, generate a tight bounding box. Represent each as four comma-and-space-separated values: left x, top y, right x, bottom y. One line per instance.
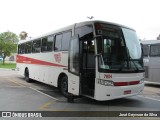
95, 23, 144, 73
122, 28, 141, 59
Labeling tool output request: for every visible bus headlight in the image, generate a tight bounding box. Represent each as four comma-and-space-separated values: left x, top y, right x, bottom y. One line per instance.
140, 78, 144, 84
97, 79, 114, 86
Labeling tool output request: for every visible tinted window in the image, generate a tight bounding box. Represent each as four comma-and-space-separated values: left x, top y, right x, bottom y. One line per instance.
32, 39, 41, 53
61, 31, 71, 51
25, 42, 32, 53
55, 34, 62, 51
142, 45, 149, 56
20, 43, 25, 54
18, 44, 21, 54
41, 36, 53, 52
47, 36, 54, 51
150, 45, 160, 56
41, 37, 48, 52
75, 25, 93, 39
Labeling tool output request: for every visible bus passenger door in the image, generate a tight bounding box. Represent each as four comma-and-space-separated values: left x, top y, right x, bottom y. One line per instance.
68, 35, 80, 95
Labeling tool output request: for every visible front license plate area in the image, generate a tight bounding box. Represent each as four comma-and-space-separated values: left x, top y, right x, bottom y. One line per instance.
124, 90, 131, 94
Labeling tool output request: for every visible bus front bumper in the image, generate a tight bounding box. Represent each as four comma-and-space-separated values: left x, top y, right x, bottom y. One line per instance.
94, 83, 144, 101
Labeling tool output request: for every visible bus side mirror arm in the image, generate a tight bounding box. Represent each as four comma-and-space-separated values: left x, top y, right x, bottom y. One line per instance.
94, 35, 102, 39
95, 53, 105, 65
95, 53, 102, 57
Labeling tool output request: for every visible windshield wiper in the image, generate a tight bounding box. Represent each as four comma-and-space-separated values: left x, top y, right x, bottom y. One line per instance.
131, 60, 139, 72
118, 60, 139, 72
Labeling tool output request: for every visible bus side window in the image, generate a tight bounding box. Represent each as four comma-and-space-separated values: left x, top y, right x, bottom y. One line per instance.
41, 37, 48, 52
42, 36, 54, 52
25, 42, 32, 54
18, 44, 21, 54
54, 34, 62, 51
142, 45, 149, 57
32, 39, 41, 53
21, 43, 26, 54
75, 25, 93, 38
150, 45, 160, 56
47, 36, 54, 51
61, 31, 71, 51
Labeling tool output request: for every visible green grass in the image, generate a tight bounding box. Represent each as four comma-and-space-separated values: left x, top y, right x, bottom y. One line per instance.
0, 62, 16, 69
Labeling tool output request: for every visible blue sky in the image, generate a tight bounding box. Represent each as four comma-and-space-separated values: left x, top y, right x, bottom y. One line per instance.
0, 0, 160, 40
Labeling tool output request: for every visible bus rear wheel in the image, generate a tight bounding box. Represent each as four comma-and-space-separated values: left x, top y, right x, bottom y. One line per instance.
25, 69, 32, 83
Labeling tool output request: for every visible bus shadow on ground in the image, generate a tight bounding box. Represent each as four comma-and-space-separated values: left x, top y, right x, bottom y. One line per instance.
17, 76, 63, 98
145, 83, 160, 88
73, 96, 159, 111
73, 96, 143, 107
17, 76, 144, 108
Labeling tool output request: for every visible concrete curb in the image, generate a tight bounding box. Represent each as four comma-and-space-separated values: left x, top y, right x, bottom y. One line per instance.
0, 68, 16, 71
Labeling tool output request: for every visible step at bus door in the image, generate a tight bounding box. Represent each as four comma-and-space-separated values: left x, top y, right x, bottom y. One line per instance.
68, 35, 80, 96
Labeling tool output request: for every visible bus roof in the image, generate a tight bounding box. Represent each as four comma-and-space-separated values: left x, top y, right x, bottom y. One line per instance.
141, 40, 160, 45
75, 20, 135, 30
18, 20, 135, 44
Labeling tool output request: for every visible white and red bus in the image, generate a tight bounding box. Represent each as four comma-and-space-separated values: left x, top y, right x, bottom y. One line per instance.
16, 20, 144, 101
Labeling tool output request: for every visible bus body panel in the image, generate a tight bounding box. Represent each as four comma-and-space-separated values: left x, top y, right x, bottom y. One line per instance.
68, 73, 80, 95
141, 40, 160, 84
17, 62, 64, 86
149, 56, 160, 83
99, 73, 143, 82
17, 51, 68, 87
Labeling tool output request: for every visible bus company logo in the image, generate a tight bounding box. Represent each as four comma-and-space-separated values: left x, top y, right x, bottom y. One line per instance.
54, 53, 61, 63
104, 74, 112, 79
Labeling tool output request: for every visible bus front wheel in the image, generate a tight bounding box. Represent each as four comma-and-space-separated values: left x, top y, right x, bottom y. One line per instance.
60, 76, 69, 97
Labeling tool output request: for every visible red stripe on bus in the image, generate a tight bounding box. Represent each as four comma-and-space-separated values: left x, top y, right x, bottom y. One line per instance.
114, 81, 140, 86
16, 55, 67, 67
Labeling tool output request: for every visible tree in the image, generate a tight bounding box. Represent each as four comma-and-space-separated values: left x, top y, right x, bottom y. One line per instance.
19, 31, 28, 40
0, 31, 19, 64
157, 34, 160, 40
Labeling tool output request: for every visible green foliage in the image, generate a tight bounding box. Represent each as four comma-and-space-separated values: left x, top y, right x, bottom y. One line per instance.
0, 31, 19, 64
0, 62, 16, 69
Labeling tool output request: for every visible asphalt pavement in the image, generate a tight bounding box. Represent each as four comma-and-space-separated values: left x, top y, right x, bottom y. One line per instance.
0, 69, 160, 120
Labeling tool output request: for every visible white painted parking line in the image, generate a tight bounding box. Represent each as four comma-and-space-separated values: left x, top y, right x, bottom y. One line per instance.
29, 87, 59, 101
138, 95, 160, 102
7, 78, 59, 101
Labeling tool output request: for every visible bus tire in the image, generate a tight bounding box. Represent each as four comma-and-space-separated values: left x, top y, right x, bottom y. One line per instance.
60, 76, 69, 97
25, 69, 32, 83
